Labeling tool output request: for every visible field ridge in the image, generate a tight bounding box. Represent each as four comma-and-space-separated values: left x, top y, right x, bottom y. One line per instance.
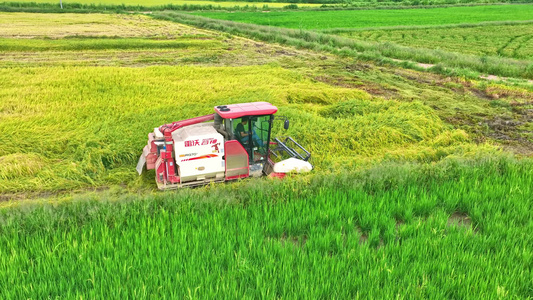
318, 19, 533, 33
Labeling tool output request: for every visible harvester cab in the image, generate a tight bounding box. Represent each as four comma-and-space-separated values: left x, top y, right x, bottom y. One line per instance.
137, 102, 312, 190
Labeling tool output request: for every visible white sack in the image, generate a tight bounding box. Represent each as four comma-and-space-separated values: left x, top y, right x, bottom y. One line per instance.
273, 158, 313, 173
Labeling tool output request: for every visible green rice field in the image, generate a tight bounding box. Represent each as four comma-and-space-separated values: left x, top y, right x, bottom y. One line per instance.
193, 5, 533, 29
186, 5, 533, 79
1, 159, 532, 298
337, 22, 533, 60
0, 10, 532, 299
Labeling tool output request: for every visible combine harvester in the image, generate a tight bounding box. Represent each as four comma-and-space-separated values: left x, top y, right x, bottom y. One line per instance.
137, 102, 312, 190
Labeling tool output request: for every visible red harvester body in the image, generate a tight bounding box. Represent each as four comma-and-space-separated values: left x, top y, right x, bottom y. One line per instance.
137, 102, 312, 190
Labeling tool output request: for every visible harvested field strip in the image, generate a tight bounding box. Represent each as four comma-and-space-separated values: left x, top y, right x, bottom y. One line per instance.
0, 12, 217, 39
0, 12, 317, 68
0, 37, 223, 51
0, 49, 225, 67
0, 158, 531, 298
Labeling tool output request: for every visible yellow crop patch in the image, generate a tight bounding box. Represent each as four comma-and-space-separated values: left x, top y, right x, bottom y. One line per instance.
0, 65, 490, 193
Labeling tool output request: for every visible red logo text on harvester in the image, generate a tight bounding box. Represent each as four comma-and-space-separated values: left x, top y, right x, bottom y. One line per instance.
180, 154, 218, 162
184, 138, 218, 147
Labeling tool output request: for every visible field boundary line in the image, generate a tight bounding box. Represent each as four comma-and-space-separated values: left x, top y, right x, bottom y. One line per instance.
318, 20, 533, 34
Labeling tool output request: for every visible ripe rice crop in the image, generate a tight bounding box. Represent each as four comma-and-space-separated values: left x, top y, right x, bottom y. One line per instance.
0, 157, 531, 298
0, 65, 487, 193
2, 11, 527, 195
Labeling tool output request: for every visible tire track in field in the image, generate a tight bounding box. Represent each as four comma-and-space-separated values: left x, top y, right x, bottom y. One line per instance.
497, 34, 527, 57
390, 58, 533, 84
512, 35, 533, 59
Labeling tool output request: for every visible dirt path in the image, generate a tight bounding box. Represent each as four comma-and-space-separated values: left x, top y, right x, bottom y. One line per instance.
390, 58, 533, 84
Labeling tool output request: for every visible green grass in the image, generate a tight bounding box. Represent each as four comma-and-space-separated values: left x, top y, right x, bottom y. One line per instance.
0, 157, 531, 298
337, 22, 533, 60
192, 4, 533, 30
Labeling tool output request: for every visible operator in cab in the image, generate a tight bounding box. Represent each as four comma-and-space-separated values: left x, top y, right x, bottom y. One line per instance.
236, 117, 264, 147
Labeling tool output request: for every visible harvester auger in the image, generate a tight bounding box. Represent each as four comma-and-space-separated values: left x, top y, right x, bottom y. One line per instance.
137, 102, 313, 190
